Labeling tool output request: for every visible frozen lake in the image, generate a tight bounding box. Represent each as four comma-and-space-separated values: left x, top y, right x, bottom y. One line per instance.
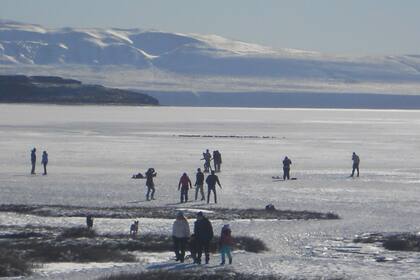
1, 104, 420, 279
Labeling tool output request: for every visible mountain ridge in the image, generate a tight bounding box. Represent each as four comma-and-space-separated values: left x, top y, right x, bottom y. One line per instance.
2, 20, 420, 108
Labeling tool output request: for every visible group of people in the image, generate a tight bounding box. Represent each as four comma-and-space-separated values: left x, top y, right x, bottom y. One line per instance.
178, 169, 222, 204
83, 210, 232, 266
142, 150, 360, 203
30, 148, 48, 175
202, 149, 222, 173
172, 211, 232, 265
138, 149, 223, 203
280, 152, 361, 180
146, 168, 222, 204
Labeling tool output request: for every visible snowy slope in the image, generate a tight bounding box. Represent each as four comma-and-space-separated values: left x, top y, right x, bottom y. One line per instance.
2, 20, 420, 83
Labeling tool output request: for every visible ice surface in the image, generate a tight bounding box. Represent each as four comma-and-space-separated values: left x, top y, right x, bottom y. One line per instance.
1, 105, 420, 279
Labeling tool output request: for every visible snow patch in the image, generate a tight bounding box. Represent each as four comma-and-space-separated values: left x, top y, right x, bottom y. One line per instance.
0, 20, 47, 33
58, 43, 68, 50
105, 29, 134, 45
176, 208, 215, 214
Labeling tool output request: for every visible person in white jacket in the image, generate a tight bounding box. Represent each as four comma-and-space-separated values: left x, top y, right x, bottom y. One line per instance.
172, 211, 190, 263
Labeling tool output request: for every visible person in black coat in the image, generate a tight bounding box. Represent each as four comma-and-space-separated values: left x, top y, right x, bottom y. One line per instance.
193, 211, 214, 264
351, 152, 360, 177
41, 151, 48, 175
86, 215, 94, 229
282, 156, 292, 180
145, 168, 157, 200
30, 148, 36, 174
194, 168, 205, 201
206, 171, 222, 204
213, 150, 222, 172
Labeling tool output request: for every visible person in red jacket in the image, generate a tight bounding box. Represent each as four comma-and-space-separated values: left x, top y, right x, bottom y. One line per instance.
178, 172, 192, 203
219, 224, 233, 265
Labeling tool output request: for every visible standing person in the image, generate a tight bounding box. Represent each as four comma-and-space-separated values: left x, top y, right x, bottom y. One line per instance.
30, 148, 36, 174
282, 156, 292, 180
194, 211, 214, 264
194, 168, 205, 201
351, 152, 360, 177
145, 168, 157, 201
86, 215, 94, 229
178, 172, 192, 203
172, 211, 190, 263
219, 224, 233, 265
41, 151, 48, 175
202, 149, 212, 173
206, 170, 222, 204
213, 150, 222, 172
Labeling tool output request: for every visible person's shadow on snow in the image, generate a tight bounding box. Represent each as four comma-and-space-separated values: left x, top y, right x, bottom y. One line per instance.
147, 262, 196, 271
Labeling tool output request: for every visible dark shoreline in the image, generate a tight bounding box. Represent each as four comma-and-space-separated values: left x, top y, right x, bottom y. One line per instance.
0, 204, 339, 220
0, 75, 159, 106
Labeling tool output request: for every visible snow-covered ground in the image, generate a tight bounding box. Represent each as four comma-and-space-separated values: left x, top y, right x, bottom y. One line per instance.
1, 105, 420, 279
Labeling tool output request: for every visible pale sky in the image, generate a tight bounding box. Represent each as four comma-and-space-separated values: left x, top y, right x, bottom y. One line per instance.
1, 0, 420, 55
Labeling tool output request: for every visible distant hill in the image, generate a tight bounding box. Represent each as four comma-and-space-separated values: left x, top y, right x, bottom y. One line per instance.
2, 20, 420, 108
1, 20, 420, 82
0, 75, 159, 105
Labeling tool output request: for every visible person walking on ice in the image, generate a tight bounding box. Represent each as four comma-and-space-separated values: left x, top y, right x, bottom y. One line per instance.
41, 151, 48, 175
178, 172, 192, 203
351, 152, 360, 177
172, 211, 190, 263
213, 150, 222, 172
30, 148, 36, 174
194, 168, 205, 201
202, 149, 212, 173
145, 168, 157, 200
282, 156, 292, 180
219, 224, 233, 265
194, 211, 214, 264
206, 170, 222, 204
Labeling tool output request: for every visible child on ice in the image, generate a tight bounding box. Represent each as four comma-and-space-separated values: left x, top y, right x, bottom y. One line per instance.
219, 224, 233, 265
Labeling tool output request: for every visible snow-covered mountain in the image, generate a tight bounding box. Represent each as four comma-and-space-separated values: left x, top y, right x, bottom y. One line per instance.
2, 19, 420, 83
3, 19, 420, 109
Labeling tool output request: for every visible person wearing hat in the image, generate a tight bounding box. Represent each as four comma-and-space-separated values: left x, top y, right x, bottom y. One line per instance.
194, 211, 214, 264
172, 211, 190, 263
194, 168, 205, 201
219, 224, 233, 265
178, 172, 192, 203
